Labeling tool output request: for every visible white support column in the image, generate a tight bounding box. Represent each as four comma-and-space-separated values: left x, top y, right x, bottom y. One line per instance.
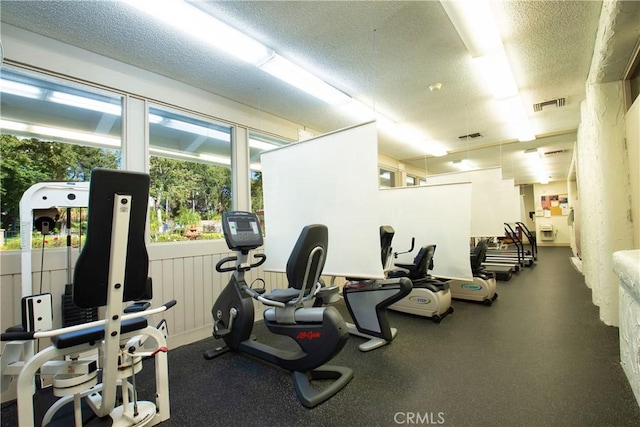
232, 126, 251, 212
578, 81, 634, 326
122, 95, 149, 173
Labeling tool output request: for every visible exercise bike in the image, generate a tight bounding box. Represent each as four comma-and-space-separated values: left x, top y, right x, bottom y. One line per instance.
341, 225, 413, 351
388, 242, 454, 323
203, 211, 353, 408
445, 238, 498, 306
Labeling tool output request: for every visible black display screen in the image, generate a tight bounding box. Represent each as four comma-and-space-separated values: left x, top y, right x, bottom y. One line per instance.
236, 218, 252, 231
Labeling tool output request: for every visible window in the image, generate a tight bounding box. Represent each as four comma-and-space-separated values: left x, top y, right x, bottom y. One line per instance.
406, 175, 419, 186
148, 106, 232, 242
379, 167, 397, 188
249, 131, 289, 232
626, 50, 639, 109
1, 67, 123, 250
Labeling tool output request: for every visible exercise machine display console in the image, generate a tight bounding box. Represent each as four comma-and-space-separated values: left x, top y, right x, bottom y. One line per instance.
222, 211, 263, 251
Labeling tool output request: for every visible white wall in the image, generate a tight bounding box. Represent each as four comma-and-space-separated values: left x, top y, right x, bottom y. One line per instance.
532, 182, 571, 247
626, 97, 640, 248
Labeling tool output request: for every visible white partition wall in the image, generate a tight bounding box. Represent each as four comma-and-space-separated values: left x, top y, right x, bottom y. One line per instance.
261, 121, 384, 279
379, 184, 473, 280
427, 168, 505, 237
501, 178, 521, 223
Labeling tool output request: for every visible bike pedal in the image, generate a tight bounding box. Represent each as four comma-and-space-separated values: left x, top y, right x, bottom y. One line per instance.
215, 328, 231, 338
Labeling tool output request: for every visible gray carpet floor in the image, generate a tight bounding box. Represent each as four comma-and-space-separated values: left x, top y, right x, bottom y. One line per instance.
3, 247, 639, 426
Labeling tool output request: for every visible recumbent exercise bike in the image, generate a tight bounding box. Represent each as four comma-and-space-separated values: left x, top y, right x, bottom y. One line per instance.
203, 211, 353, 408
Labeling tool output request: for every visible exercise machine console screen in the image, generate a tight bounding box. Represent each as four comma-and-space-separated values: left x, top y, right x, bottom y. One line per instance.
222, 211, 263, 251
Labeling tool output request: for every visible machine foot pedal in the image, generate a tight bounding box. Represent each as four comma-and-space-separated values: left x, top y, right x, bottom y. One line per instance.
203, 345, 231, 360
214, 328, 231, 338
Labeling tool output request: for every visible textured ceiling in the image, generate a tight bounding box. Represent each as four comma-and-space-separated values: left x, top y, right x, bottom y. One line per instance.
1, 0, 633, 185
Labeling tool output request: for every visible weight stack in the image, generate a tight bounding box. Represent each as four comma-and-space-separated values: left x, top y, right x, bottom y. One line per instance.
61, 284, 98, 327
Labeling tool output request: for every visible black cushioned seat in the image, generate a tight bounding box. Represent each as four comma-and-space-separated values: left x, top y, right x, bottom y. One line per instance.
264, 288, 301, 303
51, 318, 148, 349
411, 277, 449, 292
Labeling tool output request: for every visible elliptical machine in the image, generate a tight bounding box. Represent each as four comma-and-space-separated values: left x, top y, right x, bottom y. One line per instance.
204, 211, 353, 408
387, 242, 454, 323
342, 226, 413, 351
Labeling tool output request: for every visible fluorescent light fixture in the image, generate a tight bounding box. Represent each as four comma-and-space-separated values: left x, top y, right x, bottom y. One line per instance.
440, 0, 502, 57
425, 142, 448, 157
1, 119, 121, 147
149, 147, 230, 166
0, 119, 29, 132
149, 114, 164, 124
164, 119, 230, 141
150, 147, 199, 160
0, 79, 42, 98
48, 91, 122, 115
249, 138, 281, 151
452, 159, 474, 170
393, 124, 448, 157
199, 153, 231, 165
339, 100, 396, 131
0, 79, 122, 115
260, 54, 352, 105
442, 0, 535, 141
125, 0, 354, 107
396, 124, 426, 145
515, 128, 535, 142
497, 96, 535, 142
523, 148, 549, 183
474, 50, 518, 100
123, 0, 273, 65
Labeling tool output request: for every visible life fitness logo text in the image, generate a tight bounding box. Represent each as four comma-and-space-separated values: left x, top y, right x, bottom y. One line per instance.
394, 412, 445, 425
296, 331, 321, 340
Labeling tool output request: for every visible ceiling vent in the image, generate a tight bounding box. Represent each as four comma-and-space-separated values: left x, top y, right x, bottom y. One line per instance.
533, 98, 566, 112
543, 149, 567, 156
458, 132, 483, 140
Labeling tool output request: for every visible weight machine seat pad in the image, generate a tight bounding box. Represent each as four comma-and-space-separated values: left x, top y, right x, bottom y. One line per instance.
51, 318, 148, 349
73, 169, 151, 308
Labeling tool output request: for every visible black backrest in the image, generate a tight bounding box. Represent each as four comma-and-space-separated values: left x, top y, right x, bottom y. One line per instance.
414, 244, 437, 274
379, 225, 395, 268
470, 239, 489, 272
286, 224, 328, 292
73, 169, 150, 308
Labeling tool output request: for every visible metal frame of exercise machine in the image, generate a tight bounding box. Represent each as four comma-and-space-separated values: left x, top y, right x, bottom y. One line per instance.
2, 169, 175, 426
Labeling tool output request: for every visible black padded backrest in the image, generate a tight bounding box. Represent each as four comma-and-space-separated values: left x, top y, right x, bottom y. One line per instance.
414, 244, 436, 274
73, 169, 150, 308
285, 224, 328, 292
379, 225, 395, 268
470, 239, 489, 271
